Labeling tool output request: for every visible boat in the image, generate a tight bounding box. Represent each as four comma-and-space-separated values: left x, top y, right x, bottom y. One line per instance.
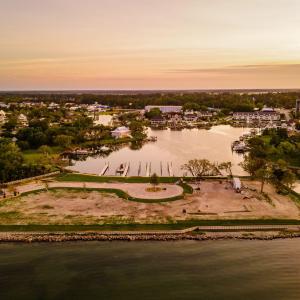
232, 142, 247, 152
116, 163, 125, 174
147, 136, 157, 142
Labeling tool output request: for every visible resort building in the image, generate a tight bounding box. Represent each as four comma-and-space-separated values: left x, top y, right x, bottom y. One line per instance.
145, 105, 182, 114
232, 111, 280, 123
111, 126, 131, 139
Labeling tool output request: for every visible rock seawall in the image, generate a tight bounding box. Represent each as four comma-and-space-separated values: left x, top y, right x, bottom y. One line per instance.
1, 231, 300, 243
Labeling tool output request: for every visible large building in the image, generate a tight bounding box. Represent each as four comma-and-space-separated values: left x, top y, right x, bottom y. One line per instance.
233, 111, 280, 122
145, 105, 182, 114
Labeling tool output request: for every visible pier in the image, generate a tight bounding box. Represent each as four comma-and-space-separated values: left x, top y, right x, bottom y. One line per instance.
99, 162, 109, 176
168, 162, 174, 177
122, 163, 130, 177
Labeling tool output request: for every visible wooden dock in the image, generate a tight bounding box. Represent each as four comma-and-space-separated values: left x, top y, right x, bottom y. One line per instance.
145, 162, 151, 177
168, 162, 174, 177
122, 163, 130, 177
99, 162, 109, 176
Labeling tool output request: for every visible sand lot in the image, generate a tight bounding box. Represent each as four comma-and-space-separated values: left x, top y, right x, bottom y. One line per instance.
0, 180, 299, 225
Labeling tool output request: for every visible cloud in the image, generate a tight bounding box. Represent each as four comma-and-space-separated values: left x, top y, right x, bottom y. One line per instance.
169, 63, 300, 74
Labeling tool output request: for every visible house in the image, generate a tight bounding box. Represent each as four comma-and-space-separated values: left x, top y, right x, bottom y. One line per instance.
145, 105, 182, 114
184, 113, 198, 122
18, 114, 28, 127
150, 115, 166, 126
198, 111, 213, 119
0, 110, 6, 124
111, 126, 131, 139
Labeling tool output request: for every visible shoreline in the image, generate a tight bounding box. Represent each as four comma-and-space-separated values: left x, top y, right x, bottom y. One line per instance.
1, 231, 300, 243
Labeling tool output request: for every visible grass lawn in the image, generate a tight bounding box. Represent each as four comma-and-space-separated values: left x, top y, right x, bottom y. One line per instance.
0, 219, 300, 232
57, 173, 182, 183
23, 146, 62, 163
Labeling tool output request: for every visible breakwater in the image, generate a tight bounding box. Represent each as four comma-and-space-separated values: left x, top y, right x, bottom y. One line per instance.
1, 231, 300, 243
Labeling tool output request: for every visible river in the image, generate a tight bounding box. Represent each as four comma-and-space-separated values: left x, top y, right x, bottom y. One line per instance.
0, 240, 300, 299
69, 125, 249, 176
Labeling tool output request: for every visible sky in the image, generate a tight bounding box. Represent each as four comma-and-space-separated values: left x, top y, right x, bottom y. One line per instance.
0, 0, 300, 90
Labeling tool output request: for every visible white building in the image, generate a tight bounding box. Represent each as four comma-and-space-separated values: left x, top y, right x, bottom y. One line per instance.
111, 126, 131, 139
18, 113, 28, 127
145, 105, 182, 114
232, 111, 280, 122
0, 110, 6, 124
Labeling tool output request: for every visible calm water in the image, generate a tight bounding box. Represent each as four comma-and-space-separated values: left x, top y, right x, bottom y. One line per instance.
70, 125, 248, 176
0, 240, 300, 300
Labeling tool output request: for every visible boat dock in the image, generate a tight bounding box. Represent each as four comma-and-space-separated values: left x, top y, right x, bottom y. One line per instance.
122, 163, 130, 177
99, 162, 109, 176
168, 162, 174, 177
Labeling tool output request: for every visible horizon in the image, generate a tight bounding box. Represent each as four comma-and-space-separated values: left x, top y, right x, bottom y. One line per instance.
1, 0, 300, 90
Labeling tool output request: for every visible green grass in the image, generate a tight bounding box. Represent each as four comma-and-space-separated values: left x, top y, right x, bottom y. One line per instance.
57, 173, 252, 183
0, 219, 300, 232
23, 147, 62, 163
57, 173, 181, 183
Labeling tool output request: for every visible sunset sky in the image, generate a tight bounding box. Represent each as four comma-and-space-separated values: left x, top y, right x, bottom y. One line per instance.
1, 0, 300, 90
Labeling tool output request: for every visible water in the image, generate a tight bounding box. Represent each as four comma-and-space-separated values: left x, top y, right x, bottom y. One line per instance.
0, 240, 300, 299
69, 125, 248, 176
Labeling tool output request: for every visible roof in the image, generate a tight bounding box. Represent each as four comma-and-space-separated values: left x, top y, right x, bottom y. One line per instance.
151, 115, 165, 121
111, 126, 130, 133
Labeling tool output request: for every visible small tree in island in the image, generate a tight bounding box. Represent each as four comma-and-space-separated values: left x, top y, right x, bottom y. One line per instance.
150, 173, 160, 191
181, 159, 217, 188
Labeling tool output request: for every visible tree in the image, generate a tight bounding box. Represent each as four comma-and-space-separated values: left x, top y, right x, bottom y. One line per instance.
240, 155, 266, 177
54, 135, 73, 148
182, 159, 216, 180
241, 156, 272, 193
145, 108, 161, 119
272, 160, 297, 189
254, 162, 273, 193
0, 139, 24, 182
218, 161, 233, 178
183, 102, 200, 111
150, 173, 159, 189
38, 145, 52, 156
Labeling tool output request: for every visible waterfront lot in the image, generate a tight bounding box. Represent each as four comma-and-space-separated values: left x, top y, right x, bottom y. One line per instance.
0, 180, 299, 225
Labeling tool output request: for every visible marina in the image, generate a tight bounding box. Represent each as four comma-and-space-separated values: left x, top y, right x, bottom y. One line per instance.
68, 125, 249, 176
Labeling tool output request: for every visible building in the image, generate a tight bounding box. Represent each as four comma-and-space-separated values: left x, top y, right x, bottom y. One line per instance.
145, 105, 182, 114
232, 111, 280, 123
18, 114, 28, 127
0, 110, 6, 124
296, 99, 300, 115
198, 111, 214, 119
150, 115, 166, 126
111, 126, 131, 139
184, 113, 198, 122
